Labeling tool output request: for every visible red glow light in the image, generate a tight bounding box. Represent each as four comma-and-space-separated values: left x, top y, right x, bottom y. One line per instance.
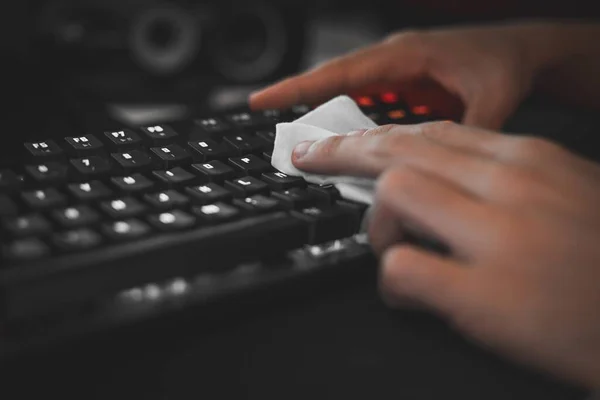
412, 105, 431, 115
357, 96, 375, 107
381, 92, 399, 104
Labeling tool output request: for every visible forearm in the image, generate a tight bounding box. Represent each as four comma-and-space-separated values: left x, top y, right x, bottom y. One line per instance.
516, 19, 600, 110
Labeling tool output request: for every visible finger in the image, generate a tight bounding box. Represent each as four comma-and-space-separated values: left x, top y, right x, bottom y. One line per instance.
367, 202, 405, 257
462, 90, 520, 130
379, 244, 470, 316
376, 166, 495, 257
249, 39, 426, 110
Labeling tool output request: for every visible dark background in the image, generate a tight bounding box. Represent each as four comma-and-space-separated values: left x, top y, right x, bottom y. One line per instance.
1, 1, 599, 399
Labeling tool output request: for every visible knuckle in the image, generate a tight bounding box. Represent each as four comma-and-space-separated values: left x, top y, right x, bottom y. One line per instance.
313, 135, 345, 157
509, 136, 562, 161
419, 120, 455, 139
363, 124, 397, 137
376, 166, 418, 199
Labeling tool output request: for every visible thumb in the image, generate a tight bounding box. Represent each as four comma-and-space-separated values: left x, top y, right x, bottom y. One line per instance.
379, 245, 470, 318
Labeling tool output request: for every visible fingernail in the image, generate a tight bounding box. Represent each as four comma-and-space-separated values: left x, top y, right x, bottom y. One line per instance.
293, 141, 315, 160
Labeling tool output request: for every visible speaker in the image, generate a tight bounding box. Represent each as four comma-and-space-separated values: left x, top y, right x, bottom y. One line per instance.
30, 0, 307, 102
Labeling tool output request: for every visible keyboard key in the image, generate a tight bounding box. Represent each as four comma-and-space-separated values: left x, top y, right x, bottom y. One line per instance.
24, 140, 64, 159
192, 202, 240, 224
3, 238, 50, 262
233, 194, 280, 214
271, 188, 317, 210
225, 176, 268, 197
53, 228, 102, 252
148, 210, 196, 231
290, 104, 310, 118
191, 161, 235, 182
25, 162, 68, 185
261, 171, 305, 190
103, 129, 142, 149
228, 154, 271, 176
111, 150, 154, 172
225, 112, 262, 127
70, 156, 113, 179
152, 167, 195, 187
185, 183, 233, 205
101, 197, 146, 218
187, 139, 230, 162
291, 205, 360, 244
144, 190, 189, 209
255, 130, 276, 146
223, 133, 264, 155
103, 219, 150, 241
52, 205, 99, 228
0, 195, 18, 217
64, 134, 104, 155
139, 124, 178, 144
0, 169, 23, 193
150, 144, 191, 168
258, 109, 284, 123
67, 181, 112, 201
194, 117, 231, 134
111, 174, 154, 193
307, 184, 341, 205
22, 188, 67, 209
2, 214, 51, 237
262, 150, 273, 162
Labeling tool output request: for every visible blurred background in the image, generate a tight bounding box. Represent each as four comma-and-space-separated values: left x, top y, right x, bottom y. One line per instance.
2, 0, 598, 140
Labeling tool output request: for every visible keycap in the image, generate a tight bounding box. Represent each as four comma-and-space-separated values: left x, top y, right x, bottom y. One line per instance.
53, 228, 102, 252
225, 176, 268, 197
262, 150, 273, 162
307, 184, 341, 205
143, 190, 189, 209
271, 188, 316, 210
0, 195, 18, 217
291, 205, 360, 244
64, 134, 104, 155
233, 195, 280, 214
228, 154, 271, 176
139, 124, 178, 144
148, 210, 196, 231
152, 167, 195, 187
0, 169, 23, 193
150, 144, 191, 168
194, 117, 231, 134
192, 202, 240, 224
3, 238, 50, 262
290, 104, 310, 118
70, 156, 112, 179
101, 197, 146, 218
52, 205, 99, 228
185, 183, 233, 205
261, 171, 305, 190
103, 219, 150, 241
2, 214, 51, 237
24, 140, 64, 159
225, 112, 262, 128
111, 150, 154, 172
22, 188, 67, 209
67, 181, 112, 201
103, 129, 142, 149
191, 161, 235, 182
111, 174, 154, 193
24, 162, 68, 185
222, 133, 264, 155
258, 109, 284, 123
255, 130, 276, 146
187, 139, 230, 162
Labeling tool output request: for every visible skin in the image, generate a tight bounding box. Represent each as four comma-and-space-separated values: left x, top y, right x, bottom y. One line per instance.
249, 20, 600, 389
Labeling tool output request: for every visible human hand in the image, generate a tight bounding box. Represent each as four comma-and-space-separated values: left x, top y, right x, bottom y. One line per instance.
250, 21, 568, 130
291, 122, 600, 389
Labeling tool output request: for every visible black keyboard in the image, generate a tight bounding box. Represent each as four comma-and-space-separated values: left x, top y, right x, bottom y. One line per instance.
0, 93, 440, 352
